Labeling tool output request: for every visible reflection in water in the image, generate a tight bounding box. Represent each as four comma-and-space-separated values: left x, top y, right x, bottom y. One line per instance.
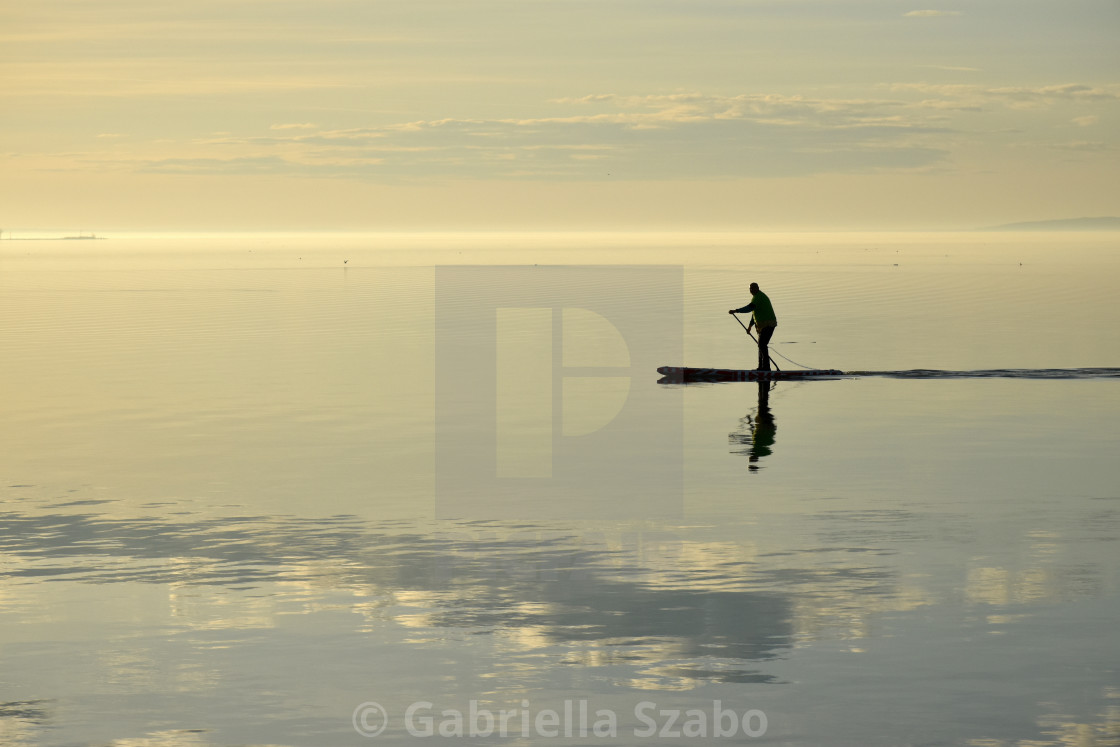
2, 503, 995, 697
0, 508, 796, 688
1, 495, 1118, 744
0, 701, 50, 747
965, 687, 1120, 747
730, 382, 778, 470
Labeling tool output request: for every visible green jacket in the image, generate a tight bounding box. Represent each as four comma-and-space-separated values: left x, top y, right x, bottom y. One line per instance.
733, 291, 777, 326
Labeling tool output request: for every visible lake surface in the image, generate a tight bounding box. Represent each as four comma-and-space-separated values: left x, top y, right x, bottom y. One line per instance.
2, 232, 1119, 745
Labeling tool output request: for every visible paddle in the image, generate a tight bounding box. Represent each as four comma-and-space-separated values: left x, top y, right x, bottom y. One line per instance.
729, 311, 780, 372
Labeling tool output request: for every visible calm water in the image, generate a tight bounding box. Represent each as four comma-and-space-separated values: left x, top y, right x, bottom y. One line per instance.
2, 232, 1119, 745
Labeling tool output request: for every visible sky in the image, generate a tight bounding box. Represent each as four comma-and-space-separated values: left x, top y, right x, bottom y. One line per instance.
2, 0, 1118, 231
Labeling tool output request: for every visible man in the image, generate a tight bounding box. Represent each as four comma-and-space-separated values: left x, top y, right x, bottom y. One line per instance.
729, 282, 778, 371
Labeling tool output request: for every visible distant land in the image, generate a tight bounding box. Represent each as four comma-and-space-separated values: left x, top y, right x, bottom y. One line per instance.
978, 217, 1120, 231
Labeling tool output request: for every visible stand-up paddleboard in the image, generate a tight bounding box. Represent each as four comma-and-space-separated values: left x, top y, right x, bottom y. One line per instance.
657, 366, 844, 382
659, 366, 1120, 382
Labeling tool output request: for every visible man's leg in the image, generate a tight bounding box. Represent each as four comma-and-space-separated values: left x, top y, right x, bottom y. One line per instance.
757, 325, 776, 370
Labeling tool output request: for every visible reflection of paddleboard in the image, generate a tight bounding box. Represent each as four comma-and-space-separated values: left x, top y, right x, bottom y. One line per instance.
657, 366, 844, 382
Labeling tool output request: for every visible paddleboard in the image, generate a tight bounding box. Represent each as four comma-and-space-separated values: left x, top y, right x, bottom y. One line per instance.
657, 366, 844, 382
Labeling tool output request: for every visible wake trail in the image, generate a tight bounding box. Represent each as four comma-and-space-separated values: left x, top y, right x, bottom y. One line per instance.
845, 368, 1120, 380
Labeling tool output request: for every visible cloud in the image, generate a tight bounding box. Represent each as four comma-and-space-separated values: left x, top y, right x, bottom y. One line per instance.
0, 62, 354, 99
558, 92, 914, 130
904, 10, 962, 18
889, 83, 1120, 112
114, 91, 951, 182
914, 100, 982, 112
1053, 141, 1112, 152
51, 81, 1120, 184
1071, 115, 1099, 127
137, 156, 387, 178
987, 84, 1118, 102
919, 65, 980, 73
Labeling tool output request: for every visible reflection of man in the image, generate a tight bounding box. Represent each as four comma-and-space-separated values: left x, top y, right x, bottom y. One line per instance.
730, 383, 777, 471
729, 282, 777, 371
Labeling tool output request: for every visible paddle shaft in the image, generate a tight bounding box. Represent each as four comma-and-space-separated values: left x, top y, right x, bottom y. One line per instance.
730, 312, 780, 372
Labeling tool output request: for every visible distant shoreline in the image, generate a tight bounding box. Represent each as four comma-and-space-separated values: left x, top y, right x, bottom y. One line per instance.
978, 217, 1120, 232
1, 236, 107, 241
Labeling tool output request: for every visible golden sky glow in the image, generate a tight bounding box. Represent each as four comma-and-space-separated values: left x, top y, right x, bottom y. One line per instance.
2, 0, 1118, 230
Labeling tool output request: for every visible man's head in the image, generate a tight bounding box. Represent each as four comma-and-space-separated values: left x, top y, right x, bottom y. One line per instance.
749, 282, 760, 294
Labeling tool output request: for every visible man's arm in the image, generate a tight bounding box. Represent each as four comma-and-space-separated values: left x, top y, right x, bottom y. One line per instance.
729, 303, 757, 331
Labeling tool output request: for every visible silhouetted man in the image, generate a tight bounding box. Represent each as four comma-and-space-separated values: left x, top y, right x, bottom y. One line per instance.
729, 282, 777, 371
